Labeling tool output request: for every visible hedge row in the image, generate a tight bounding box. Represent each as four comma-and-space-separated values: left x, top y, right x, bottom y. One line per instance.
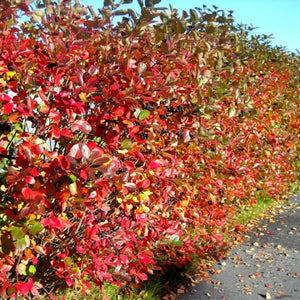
0, 0, 299, 298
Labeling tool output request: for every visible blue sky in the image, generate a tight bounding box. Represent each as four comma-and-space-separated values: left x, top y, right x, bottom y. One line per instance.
81, 0, 300, 53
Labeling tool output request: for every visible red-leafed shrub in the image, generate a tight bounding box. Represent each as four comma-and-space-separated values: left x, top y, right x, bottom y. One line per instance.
0, 0, 299, 298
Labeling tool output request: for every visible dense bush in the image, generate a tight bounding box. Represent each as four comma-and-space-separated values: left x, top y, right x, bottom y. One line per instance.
0, 0, 299, 298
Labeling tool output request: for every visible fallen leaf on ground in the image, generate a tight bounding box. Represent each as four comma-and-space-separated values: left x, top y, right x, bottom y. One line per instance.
277, 268, 283, 272
266, 292, 271, 299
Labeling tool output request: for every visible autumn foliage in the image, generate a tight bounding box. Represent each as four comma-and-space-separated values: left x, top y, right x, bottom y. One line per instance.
0, 0, 299, 298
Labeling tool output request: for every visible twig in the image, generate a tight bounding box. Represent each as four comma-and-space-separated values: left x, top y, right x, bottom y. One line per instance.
75, 212, 86, 235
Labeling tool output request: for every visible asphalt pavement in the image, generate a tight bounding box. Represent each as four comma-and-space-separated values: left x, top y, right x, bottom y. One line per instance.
179, 194, 300, 300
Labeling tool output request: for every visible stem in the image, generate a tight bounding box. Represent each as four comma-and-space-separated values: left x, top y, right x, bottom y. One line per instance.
6, 130, 17, 151
75, 212, 86, 235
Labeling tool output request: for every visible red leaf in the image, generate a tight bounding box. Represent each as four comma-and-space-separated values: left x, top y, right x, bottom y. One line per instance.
113, 106, 125, 117
49, 217, 61, 228
29, 167, 39, 177
110, 82, 119, 92
67, 143, 90, 160
71, 120, 92, 133
3, 102, 14, 114
31, 144, 43, 155
120, 254, 129, 265
124, 183, 136, 192
15, 278, 33, 296
22, 187, 34, 200
25, 176, 35, 185
149, 161, 160, 170
65, 277, 73, 287
141, 178, 150, 189
214, 233, 223, 241
60, 129, 73, 139
88, 65, 99, 76
136, 272, 148, 281
0, 94, 11, 102
76, 246, 86, 254
32, 257, 38, 265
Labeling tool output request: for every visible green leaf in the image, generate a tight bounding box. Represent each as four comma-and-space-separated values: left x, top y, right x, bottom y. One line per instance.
190, 9, 199, 22
11, 227, 25, 240
28, 265, 36, 275
228, 107, 236, 118
6, 286, 16, 297
69, 175, 77, 183
32, 9, 43, 23
64, 257, 73, 267
170, 240, 183, 246
104, 0, 114, 7
121, 139, 132, 149
138, 110, 150, 120
113, 9, 129, 16
28, 221, 44, 235
7, 18, 14, 28
15, 236, 30, 251
69, 182, 77, 195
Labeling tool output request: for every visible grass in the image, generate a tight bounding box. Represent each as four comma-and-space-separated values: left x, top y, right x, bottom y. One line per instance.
53, 278, 164, 300
233, 191, 275, 226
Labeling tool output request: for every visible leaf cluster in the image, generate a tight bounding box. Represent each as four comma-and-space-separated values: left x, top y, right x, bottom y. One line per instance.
0, 0, 299, 298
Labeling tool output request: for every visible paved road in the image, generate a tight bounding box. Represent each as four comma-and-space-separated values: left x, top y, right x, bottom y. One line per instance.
180, 194, 300, 300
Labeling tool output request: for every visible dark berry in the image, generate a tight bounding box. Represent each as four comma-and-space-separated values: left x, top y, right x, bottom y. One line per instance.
140, 133, 148, 140
159, 114, 169, 119
95, 217, 105, 223
176, 105, 183, 112
167, 107, 176, 113
116, 168, 128, 174
168, 197, 178, 204
143, 104, 154, 111
238, 110, 244, 118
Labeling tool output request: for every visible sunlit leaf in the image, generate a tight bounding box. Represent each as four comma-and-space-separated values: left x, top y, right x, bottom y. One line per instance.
138, 110, 150, 120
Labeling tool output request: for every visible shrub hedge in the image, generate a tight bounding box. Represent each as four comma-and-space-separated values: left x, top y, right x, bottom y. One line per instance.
0, 0, 299, 298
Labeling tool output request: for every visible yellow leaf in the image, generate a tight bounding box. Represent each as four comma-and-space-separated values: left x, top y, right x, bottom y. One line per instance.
0, 78, 7, 87
5, 71, 16, 80
29, 214, 36, 221
79, 92, 87, 102
142, 205, 150, 213
181, 200, 189, 207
